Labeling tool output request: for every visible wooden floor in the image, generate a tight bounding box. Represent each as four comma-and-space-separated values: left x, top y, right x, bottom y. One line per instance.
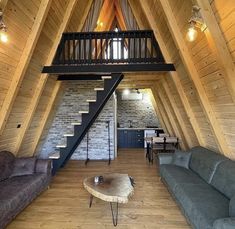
7, 149, 190, 229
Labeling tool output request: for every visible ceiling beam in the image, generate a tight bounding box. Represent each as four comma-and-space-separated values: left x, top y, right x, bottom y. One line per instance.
158, 0, 231, 156
43, 63, 176, 74
149, 89, 168, 134
151, 86, 175, 136
196, 0, 235, 103
157, 82, 188, 150
134, 0, 204, 146
161, 78, 193, 148
0, 0, 52, 135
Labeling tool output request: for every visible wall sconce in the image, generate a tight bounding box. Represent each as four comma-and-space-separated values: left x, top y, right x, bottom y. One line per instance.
186, 5, 207, 42
0, 10, 8, 43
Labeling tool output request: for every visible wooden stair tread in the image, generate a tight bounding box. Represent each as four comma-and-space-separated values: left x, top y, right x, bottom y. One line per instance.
49, 152, 60, 159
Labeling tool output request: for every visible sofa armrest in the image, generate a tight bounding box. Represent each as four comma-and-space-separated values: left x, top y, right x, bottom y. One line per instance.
158, 153, 173, 165
35, 159, 52, 175
213, 218, 235, 229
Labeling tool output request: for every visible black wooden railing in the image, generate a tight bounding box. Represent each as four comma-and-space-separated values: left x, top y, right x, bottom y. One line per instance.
53, 30, 165, 65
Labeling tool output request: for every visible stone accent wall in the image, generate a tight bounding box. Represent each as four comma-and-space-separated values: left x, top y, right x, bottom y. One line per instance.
117, 91, 160, 128
40, 81, 115, 160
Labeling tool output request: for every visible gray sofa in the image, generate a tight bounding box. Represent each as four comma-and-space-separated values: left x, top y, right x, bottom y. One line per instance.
158, 146, 235, 229
0, 151, 52, 229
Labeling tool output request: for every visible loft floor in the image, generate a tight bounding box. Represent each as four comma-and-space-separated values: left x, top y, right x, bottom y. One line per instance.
7, 150, 190, 229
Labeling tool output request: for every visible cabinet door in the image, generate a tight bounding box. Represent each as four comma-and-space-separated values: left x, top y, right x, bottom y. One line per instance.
118, 130, 129, 148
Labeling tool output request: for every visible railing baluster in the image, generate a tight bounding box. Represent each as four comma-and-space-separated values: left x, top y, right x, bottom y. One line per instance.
78, 35, 81, 63
95, 35, 97, 62
89, 34, 92, 63
67, 35, 70, 64
53, 30, 164, 66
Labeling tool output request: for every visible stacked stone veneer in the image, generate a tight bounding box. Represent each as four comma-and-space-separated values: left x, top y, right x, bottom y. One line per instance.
117, 91, 160, 128
40, 81, 115, 160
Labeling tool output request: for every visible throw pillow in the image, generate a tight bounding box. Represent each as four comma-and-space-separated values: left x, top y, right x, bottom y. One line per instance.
0, 151, 15, 181
10, 157, 36, 177
172, 150, 191, 169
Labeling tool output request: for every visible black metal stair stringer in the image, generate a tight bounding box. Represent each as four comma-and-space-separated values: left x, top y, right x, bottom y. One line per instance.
52, 73, 123, 174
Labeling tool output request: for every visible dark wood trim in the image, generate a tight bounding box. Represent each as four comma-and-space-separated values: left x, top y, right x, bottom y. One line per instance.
43, 63, 175, 74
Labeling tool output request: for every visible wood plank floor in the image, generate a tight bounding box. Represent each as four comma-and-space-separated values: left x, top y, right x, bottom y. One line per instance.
7, 149, 191, 229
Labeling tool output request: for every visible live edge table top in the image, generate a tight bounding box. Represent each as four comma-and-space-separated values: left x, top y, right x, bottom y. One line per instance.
83, 173, 134, 204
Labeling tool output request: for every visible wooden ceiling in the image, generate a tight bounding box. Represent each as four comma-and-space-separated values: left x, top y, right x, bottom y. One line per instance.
0, 0, 234, 160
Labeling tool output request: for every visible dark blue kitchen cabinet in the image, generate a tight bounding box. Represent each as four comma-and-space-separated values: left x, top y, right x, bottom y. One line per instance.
118, 129, 144, 148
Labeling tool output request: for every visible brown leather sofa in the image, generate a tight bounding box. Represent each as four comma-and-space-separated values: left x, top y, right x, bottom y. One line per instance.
0, 151, 52, 229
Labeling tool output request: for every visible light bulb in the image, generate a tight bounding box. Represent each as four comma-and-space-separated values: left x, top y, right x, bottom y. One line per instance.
0, 31, 8, 43
186, 27, 198, 42
123, 89, 130, 95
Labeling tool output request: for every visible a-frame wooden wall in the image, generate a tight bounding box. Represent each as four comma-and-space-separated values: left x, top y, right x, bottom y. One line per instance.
0, 0, 235, 159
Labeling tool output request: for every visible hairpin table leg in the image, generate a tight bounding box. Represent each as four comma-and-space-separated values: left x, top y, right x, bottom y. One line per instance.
110, 202, 119, 226
89, 195, 93, 208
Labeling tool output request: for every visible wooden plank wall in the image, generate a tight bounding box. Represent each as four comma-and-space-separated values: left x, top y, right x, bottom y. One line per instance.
0, 0, 91, 156
0, 0, 234, 158
137, 0, 235, 158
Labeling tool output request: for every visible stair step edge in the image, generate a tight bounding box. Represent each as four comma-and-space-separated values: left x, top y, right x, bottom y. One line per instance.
56, 145, 66, 148
79, 111, 89, 114
64, 134, 74, 137
71, 122, 81, 125
49, 152, 60, 159
86, 99, 96, 102
102, 76, 112, 79
94, 88, 104, 91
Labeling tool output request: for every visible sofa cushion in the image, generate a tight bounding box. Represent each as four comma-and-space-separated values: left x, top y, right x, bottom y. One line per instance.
0, 151, 15, 181
175, 183, 229, 229
0, 174, 48, 213
11, 157, 36, 177
229, 195, 235, 217
172, 150, 191, 169
189, 146, 227, 183
211, 160, 235, 199
213, 218, 235, 229
160, 164, 205, 192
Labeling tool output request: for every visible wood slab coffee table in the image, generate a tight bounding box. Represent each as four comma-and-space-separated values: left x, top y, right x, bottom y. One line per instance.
83, 173, 134, 226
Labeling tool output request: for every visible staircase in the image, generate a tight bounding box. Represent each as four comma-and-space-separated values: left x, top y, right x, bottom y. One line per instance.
50, 73, 123, 174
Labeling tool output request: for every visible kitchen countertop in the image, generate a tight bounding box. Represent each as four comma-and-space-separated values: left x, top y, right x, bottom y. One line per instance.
117, 128, 163, 130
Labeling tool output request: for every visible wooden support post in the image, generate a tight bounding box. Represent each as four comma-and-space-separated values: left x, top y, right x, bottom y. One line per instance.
151, 87, 175, 136
157, 83, 188, 150
32, 82, 61, 154
195, 0, 235, 103
161, 77, 194, 148
158, 0, 231, 156
149, 89, 168, 134
129, 0, 204, 146
0, 0, 52, 135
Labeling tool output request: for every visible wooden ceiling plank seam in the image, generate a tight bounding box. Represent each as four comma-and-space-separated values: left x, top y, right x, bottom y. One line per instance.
0, 0, 9, 12
161, 77, 194, 148
196, 0, 235, 103
136, 0, 206, 147
157, 81, 188, 150
158, 0, 231, 157
32, 81, 61, 155
27, 0, 93, 156
151, 85, 175, 136
0, 0, 52, 135
149, 88, 169, 134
